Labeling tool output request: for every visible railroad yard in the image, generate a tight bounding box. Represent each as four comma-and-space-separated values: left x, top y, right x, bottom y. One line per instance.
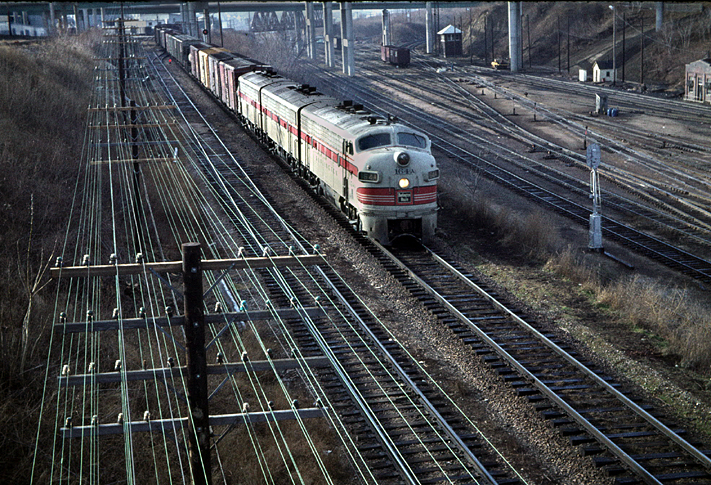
160, 35, 711, 483
17, 9, 711, 485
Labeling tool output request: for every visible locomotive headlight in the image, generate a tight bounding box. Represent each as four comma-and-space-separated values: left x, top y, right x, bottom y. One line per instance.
398, 178, 410, 189
395, 151, 410, 167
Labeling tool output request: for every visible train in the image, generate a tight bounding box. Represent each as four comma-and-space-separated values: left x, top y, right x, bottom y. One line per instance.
155, 27, 438, 245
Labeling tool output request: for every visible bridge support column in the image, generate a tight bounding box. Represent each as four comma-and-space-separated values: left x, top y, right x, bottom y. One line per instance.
323, 2, 334, 68
305, 2, 316, 59
72, 4, 79, 33
49, 3, 56, 34
382, 9, 391, 46
655, 1, 664, 31
187, 2, 199, 37
508, 2, 522, 72
340, 2, 354, 76
425, 2, 434, 54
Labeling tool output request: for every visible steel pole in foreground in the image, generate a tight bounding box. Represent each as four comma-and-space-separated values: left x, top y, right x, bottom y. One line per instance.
183, 243, 212, 485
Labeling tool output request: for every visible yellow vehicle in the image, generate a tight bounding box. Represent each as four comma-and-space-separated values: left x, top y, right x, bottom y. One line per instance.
491, 58, 509, 70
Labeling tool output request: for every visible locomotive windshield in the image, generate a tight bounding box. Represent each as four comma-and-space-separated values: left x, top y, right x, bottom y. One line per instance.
397, 132, 427, 149
357, 133, 391, 151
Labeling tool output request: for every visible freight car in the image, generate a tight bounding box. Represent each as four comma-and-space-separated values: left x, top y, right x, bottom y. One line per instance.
160, 32, 438, 244
381, 45, 410, 67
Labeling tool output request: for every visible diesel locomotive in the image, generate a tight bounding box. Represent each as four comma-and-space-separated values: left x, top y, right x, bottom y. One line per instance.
156, 27, 438, 245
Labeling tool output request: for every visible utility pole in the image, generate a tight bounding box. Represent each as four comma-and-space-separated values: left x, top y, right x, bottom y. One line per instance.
183, 243, 211, 485
490, 15, 494, 63
130, 99, 144, 253
484, 15, 488, 65
622, 11, 626, 83
53, 249, 326, 483
640, 15, 644, 86
118, 16, 126, 108
567, 15, 570, 74
610, 5, 616, 85
557, 16, 561, 73
527, 14, 531, 68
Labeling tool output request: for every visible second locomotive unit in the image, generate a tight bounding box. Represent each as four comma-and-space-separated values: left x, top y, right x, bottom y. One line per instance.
157, 28, 439, 245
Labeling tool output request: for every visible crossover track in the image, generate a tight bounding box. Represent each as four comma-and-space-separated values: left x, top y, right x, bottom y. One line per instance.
271, 128, 711, 484
300, 55, 711, 283
152, 50, 525, 484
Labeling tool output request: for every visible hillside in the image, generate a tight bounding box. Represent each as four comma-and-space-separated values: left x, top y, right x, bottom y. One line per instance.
365, 2, 711, 90
0, 32, 98, 482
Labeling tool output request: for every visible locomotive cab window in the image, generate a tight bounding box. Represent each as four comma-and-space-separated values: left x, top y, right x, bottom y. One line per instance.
357, 133, 391, 152
397, 133, 427, 149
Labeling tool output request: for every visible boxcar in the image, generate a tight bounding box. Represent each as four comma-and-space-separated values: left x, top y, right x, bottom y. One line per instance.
381, 45, 410, 67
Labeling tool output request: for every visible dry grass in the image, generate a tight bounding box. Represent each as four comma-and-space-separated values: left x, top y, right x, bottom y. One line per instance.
439, 173, 560, 261
440, 163, 711, 373
0, 32, 98, 483
546, 247, 711, 372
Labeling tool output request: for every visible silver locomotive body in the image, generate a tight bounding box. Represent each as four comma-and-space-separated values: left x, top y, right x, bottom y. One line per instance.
238, 71, 439, 245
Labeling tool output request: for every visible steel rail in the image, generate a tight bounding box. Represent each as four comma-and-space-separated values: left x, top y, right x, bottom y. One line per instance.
287, 284, 421, 485
316, 266, 499, 485
337, 51, 711, 244
447, 70, 711, 202
152, 48, 494, 483
375, 243, 710, 484
430, 139, 711, 281
424, 247, 711, 470
315, 55, 711, 241
383, 57, 711, 231
309, 65, 711, 281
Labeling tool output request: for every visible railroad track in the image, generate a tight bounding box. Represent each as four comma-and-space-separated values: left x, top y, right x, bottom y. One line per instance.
268, 120, 711, 483
154, 41, 711, 484
301, 53, 711, 283
151, 49, 526, 484
381, 243, 711, 484
507, 70, 711, 125
445, 68, 711, 202
370, 49, 711, 235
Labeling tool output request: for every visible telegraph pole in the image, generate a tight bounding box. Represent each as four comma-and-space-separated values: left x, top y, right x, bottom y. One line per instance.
557, 16, 561, 72
622, 11, 626, 83
183, 243, 212, 485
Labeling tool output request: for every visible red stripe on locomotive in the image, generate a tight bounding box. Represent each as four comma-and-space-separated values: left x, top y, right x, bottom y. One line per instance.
357, 186, 436, 206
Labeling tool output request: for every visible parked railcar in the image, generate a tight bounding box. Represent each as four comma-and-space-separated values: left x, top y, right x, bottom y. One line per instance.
218, 57, 268, 111
188, 42, 212, 79
381, 45, 410, 67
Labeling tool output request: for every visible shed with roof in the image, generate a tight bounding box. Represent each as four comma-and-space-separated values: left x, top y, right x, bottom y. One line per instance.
592, 60, 616, 83
437, 25, 462, 58
685, 59, 711, 103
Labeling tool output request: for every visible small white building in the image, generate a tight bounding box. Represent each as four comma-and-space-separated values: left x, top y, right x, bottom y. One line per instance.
592, 60, 616, 83
685, 58, 711, 104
